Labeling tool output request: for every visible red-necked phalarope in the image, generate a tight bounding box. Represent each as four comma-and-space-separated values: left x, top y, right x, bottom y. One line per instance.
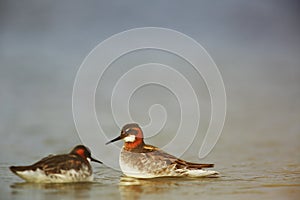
106, 123, 219, 178
10, 145, 102, 183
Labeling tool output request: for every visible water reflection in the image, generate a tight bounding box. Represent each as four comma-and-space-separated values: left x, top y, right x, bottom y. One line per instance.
10, 182, 95, 199
118, 176, 222, 200
119, 176, 179, 199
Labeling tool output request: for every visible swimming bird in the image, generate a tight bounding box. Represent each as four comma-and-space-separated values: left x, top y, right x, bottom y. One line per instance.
10, 145, 102, 183
106, 123, 219, 178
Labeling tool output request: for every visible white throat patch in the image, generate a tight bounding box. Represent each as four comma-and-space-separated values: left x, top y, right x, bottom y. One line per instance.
124, 135, 136, 142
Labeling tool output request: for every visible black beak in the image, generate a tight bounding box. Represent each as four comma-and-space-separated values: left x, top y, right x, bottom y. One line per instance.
105, 135, 123, 145
91, 157, 102, 164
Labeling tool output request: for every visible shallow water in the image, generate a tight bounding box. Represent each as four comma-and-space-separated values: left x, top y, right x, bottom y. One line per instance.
2, 164, 299, 200
1, 130, 299, 200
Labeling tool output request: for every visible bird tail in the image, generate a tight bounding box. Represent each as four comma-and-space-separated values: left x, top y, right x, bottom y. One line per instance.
185, 162, 214, 169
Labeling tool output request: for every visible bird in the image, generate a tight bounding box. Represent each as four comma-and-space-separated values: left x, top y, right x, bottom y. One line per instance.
106, 123, 219, 178
9, 145, 102, 183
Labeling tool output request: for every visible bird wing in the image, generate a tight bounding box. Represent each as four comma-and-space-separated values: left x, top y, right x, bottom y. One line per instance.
11, 154, 87, 175
142, 144, 214, 169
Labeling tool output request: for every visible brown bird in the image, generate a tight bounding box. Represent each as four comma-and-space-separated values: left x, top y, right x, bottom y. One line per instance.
106, 123, 219, 178
10, 145, 102, 183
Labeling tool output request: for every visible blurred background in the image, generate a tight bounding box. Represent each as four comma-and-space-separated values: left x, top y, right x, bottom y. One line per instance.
0, 0, 299, 199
